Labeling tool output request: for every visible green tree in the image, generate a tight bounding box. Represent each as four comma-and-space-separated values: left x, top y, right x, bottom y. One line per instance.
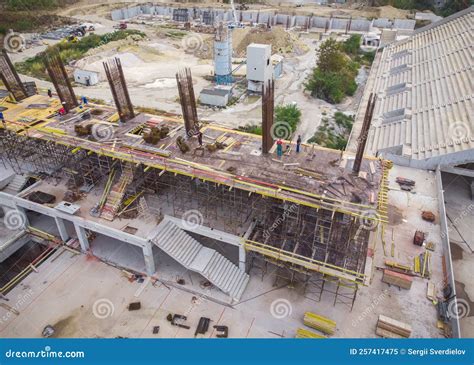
316, 39, 347, 72
305, 38, 360, 104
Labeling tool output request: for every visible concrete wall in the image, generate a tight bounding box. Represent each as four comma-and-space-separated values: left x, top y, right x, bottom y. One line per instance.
380, 149, 474, 170
110, 5, 416, 32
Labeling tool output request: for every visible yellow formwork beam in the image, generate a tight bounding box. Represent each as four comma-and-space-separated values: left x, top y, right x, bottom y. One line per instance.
244, 239, 365, 283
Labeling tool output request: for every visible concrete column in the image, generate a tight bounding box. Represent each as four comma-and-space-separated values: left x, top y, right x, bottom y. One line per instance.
143, 241, 156, 275
74, 224, 90, 252
239, 243, 246, 272
55, 217, 70, 242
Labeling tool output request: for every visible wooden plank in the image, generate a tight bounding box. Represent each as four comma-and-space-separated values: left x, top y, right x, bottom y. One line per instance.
377, 315, 412, 337
375, 327, 404, 338
303, 312, 336, 335
295, 328, 327, 339
382, 269, 413, 289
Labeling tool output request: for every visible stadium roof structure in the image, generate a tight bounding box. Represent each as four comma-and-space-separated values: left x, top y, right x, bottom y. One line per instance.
348, 6, 474, 169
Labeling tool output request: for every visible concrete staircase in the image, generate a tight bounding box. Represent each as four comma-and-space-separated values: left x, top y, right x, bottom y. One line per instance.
100, 164, 134, 221
151, 219, 249, 301
3, 174, 29, 195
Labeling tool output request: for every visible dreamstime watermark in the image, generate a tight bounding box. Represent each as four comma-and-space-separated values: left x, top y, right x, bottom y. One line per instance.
5, 346, 85, 359
263, 203, 298, 240
91, 122, 115, 142
351, 289, 389, 327
92, 298, 115, 319
270, 121, 292, 140
3, 210, 27, 231
447, 298, 471, 320
1, 289, 34, 324
448, 121, 471, 141
270, 298, 293, 319
3, 31, 25, 53
181, 209, 204, 231
181, 34, 203, 53
359, 209, 380, 231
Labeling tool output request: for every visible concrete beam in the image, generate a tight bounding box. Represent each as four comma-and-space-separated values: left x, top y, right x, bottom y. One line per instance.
239, 242, 246, 271
12, 196, 148, 247
55, 217, 70, 242
74, 223, 90, 252
440, 165, 474, 178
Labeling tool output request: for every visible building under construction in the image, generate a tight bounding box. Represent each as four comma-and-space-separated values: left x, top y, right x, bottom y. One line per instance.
0, 49, 387, 308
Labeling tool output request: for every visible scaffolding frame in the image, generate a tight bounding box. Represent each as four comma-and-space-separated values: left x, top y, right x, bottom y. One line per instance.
0, 129, 383, 306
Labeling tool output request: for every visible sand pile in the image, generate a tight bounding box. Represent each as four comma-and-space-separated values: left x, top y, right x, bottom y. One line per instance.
195, 27, 307, 59
234, 27, 305, 57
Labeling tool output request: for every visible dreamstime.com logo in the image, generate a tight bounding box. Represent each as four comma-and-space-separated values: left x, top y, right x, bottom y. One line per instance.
181, 34, 203, 53
1, 289, 34, 324
448, 121, 471, 141
3, 210, 27, 230
3, 31, 25, 53
352, 289, 389, 327
447, 298, 471, 320
359, 209, 380, 231
270, 298, 293, 319
92, 298, 115, 319
91, 123, 115, 142
181, 209, 204, 230
270, 121, 292, 140
263, 203, 298, 240
5, 346, 85, 359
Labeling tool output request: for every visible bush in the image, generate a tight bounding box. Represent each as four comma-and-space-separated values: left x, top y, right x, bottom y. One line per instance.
308, 113, 353, 150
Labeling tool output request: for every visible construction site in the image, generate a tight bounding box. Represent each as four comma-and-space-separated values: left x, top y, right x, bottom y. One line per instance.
0, 1, 472, 341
